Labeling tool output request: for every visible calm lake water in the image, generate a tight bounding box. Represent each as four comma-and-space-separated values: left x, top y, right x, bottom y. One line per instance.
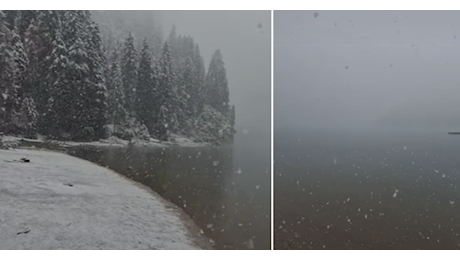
68, 132, 271, 250
275, 128, 460, 250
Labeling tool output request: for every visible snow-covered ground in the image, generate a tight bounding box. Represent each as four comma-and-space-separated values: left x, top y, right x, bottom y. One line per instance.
0, 148, 212, 249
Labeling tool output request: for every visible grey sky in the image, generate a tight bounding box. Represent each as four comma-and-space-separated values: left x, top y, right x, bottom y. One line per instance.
157, 11, 271, 134
275, 11, 460, 131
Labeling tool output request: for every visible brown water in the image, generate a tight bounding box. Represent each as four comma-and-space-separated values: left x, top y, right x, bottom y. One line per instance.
67, 133, 271, 249
275, 128, 460, 250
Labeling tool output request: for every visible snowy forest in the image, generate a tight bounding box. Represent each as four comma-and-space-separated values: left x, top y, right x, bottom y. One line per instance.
0, 10, 235, 144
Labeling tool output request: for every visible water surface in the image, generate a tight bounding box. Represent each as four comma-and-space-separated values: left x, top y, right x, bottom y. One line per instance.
275, 128, 460, 249
69, 132, 270, 249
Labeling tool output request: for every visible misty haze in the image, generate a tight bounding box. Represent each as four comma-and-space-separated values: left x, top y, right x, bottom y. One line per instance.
275, 10, 460, 249
0, 10, 270, 250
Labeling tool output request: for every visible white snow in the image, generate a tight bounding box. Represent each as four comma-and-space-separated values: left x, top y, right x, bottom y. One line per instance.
393, 189, 399, 198
1, 135, 210, 150
0, 149, 210, 250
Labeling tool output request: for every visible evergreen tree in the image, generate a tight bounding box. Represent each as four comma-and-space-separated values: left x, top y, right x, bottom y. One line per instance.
60, 10, 91, 139
2, 11, 37, 38
120, 33, 137, 115
167, 25, 178, 61
204, 49, 230, 115
2, 11, 17, 31
192, 44, 206, 114
41, 11, 69, 138
0, 11, 235, 144
177, 55, 194, 124
16, 11, 37, 38
11, 30, 29, 99
24, 10, 66, 135
155, 41, 174, 140
106, 48, 127, 132
83, 14, 108, 140
0, 11, 16, 132
230, 104, 236, 129
136, 38, 155, 134
18, 97, 38, 138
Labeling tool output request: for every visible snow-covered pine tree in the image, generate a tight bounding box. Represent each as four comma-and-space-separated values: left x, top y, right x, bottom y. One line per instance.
192, 43, 206, 116
87, 18, 108, 140
0, 11, 16, 133
106, 48, 128, 134
60, 10, 92, 140
155, 41, 174, 140
18, 97, 38, 139
39, 11, 69, 138
151, 24, 164, 58
230, 104, 236, 129
1, 10, 37, 37
175, 55, 194, 132
10, 30, 28, 103
120, 33, 137, 115
83, 13, 108, 140
177, 36, 195, 117
136, 38, 156, 135
2, 11, 17, 31
23, 11, 47, 114
23, 11, 67, 137
204, 49, 230, 115
16, 11, 37, 38
167, 25, 178, 63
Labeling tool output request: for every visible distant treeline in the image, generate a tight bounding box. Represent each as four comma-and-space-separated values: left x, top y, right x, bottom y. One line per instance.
0, 10, 235, 143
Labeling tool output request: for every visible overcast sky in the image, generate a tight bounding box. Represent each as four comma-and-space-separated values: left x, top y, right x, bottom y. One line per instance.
275, 11, 460, 131
157, 11, 271, 135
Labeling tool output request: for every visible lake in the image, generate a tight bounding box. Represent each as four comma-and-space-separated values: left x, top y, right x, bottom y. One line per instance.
275, 128, 460, 249
68, 132, 271, 250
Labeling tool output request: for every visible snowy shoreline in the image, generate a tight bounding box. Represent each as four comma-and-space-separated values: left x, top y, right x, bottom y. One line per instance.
1, 134, 211, 150
0, 148, 213, 249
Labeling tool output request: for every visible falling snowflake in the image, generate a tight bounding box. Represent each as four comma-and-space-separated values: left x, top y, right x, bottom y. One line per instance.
212, 161, 219, 166
247, 238, 254, 249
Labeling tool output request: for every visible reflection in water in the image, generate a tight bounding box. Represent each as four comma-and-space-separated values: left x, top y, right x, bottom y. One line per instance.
68, 141, 269, 249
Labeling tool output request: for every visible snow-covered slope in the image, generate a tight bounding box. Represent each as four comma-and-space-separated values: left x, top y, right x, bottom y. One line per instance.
0, 149, 211, 249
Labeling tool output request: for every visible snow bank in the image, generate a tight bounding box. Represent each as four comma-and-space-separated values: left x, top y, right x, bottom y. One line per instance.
0, 149, 211, 249
1, 135, 210, 150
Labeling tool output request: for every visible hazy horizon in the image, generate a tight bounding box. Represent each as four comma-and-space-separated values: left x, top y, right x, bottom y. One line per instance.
275, 11, 460, 131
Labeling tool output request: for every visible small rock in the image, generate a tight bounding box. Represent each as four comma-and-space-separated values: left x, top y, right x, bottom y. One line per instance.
17, 229, 30, 235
